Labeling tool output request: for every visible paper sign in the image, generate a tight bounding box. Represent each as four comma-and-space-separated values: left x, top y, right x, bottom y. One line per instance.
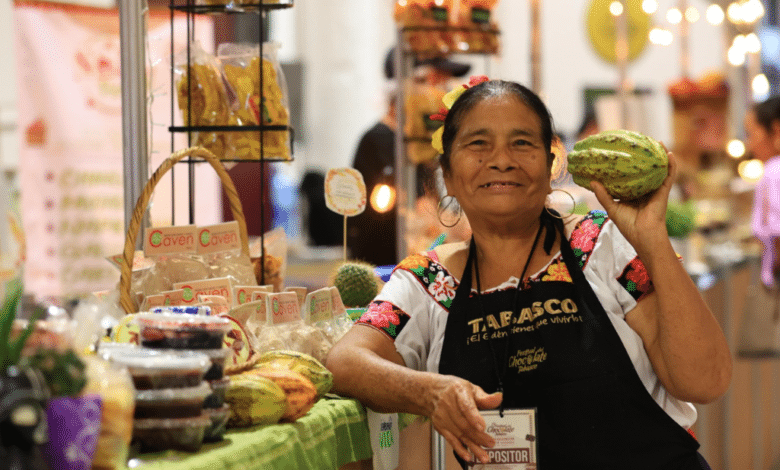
330, 287, 347, 317
325, 168, 367, 216
267, 292, 301, 325
197, 295, 230, 315
469, 409, 538, 469
304, 287, 333, 324
144, 225, 199, 257
197, 221, 242, 255
285, 286, 308, 307
173, 277, 233, 307
105, 251, 154, 271
229, 299, 267, 327
160, 289, 187, 307
141, 294, 165, 311
234, 285, 272, 306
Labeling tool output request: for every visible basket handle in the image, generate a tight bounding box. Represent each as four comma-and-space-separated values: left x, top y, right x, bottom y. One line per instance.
119, 146, 250, 314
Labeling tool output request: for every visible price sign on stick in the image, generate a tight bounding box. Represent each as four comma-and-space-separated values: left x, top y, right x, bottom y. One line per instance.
324, 168, 367, 261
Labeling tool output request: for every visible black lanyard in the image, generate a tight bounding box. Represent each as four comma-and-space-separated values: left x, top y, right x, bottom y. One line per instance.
471, 218, 545, 416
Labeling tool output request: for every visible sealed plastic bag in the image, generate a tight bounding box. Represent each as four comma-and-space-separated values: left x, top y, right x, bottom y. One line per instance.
218, 42, 291, 161
174, 40, 232, 158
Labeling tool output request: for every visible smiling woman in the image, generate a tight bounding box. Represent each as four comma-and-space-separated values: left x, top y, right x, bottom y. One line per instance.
326, 79, 731, 470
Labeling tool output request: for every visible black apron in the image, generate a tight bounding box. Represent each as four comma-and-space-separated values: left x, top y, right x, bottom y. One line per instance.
438, 212, 707, 469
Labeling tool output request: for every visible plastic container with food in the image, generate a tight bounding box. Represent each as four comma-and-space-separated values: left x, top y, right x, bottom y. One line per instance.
134, 382, 211, 419
204, 377, 229, 409
150, 305, 212, 316
136, 313, 231, 349
132, 414, 211, 453
103, 348, 210, 390
202, 347, 230, 381
204, 404, 230, 442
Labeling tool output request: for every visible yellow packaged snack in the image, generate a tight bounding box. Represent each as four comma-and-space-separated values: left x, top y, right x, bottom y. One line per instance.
174, 41, 231, 158
218, 42, 291, 161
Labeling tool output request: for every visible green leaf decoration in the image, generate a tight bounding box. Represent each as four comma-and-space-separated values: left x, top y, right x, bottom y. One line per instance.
0, 278, 23, 370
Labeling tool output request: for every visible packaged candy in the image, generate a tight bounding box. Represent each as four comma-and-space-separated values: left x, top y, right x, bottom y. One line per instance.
198, 222, 257, 286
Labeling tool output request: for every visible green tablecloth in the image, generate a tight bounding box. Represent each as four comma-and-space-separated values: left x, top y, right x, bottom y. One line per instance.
129, 397, 372, 470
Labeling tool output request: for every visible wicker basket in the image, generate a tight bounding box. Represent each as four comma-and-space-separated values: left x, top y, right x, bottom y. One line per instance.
118, 146, 250, 314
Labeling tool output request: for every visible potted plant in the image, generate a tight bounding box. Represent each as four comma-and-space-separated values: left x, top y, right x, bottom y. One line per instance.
0, 278, 49, 470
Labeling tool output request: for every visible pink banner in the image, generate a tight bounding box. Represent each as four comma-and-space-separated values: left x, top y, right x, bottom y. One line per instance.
15, 5, 217, 298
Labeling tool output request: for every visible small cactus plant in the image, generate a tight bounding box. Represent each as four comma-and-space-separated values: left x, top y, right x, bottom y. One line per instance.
330, 261, 381, 308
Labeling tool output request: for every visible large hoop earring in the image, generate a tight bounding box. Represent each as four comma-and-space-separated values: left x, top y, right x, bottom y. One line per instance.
545, 188, 576, 219
437, 195, 463, 228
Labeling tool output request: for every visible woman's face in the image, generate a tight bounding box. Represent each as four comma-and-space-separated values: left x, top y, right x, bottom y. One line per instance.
444, 95, 551, 226
745, 110, 777, 162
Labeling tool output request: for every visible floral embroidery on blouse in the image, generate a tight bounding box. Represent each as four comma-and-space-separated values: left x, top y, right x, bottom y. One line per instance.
570, 210, 608, 270
617, 257, 653, 301
395, 254, 457, 310
540, 259, 572, 283
357, 300, 410, 340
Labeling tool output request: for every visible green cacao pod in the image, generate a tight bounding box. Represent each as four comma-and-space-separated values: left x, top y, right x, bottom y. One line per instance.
568, 129, 668, 201
330, 261, 380, 308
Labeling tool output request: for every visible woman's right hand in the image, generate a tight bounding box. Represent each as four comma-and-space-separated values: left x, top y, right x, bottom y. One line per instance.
429, 375, 503, 464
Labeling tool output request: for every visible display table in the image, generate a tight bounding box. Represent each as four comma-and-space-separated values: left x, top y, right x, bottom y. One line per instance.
129, 397, 372, 470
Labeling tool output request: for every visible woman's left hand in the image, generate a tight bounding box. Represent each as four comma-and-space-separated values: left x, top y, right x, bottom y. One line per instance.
589, 145, 676, 252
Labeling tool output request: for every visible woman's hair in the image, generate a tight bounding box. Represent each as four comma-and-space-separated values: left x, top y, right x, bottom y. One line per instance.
439, 80, 556, 175
753, 96, 780, 132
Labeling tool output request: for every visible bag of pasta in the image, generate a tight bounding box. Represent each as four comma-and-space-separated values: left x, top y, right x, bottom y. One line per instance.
174, 40, 232, 158
218, 42, 291, 161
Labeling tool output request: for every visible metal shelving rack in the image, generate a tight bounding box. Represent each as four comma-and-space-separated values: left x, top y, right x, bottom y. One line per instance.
167, 0, 294, 283
392, 24, 500, 263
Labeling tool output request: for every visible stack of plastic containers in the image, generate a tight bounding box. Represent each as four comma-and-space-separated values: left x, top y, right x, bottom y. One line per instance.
104, 310, 232, 452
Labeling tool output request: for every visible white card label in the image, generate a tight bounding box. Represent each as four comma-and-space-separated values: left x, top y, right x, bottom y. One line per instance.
470, 408, 538, 469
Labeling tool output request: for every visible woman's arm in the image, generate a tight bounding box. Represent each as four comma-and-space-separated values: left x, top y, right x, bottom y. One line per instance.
326, 324, 502, 463
590, 150, 732, 404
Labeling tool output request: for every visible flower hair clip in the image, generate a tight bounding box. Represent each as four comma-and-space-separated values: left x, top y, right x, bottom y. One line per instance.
430, 75, 490, 154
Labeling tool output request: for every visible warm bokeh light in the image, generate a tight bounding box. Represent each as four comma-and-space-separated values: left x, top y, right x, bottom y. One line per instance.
728, 44, 746, 65
667, 7, 683, 24
706, 4, 725, 25
610, 1, 624, 16
742, 0, 765, 24
745, 32, 761, 53
752, 74, 770, 101
642, 0, 659, 14
738, 159, 764, 182
649, 27, 674, 46
685, 7, 700, 23
727, 139, 746, 158
370, 184, 397, 214
727, 2, 742, 23
397, 0, 408, 7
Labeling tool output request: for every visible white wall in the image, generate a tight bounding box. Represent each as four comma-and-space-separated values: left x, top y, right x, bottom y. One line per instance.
278, 0, 727, 171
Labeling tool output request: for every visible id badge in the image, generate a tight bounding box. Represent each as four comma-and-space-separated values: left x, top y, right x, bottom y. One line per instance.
469, 408, 538, 469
